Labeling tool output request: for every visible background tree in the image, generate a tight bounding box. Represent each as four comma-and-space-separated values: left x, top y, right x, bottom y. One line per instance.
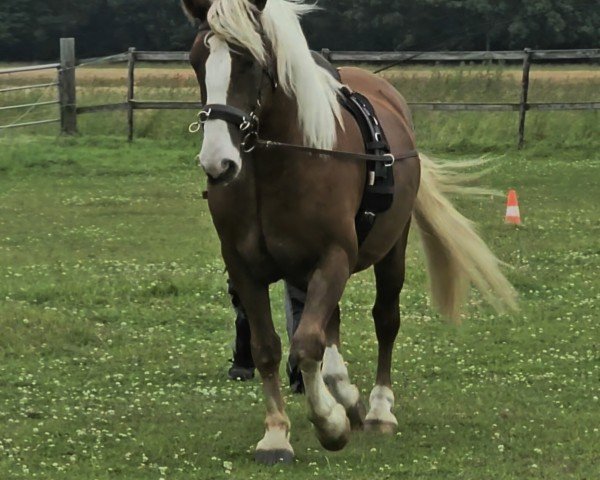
0, 0, 598, 61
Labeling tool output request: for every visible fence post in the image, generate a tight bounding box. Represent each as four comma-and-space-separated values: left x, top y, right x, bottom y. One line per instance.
127, 47, 136, 141
518, 48, 532, 149
59, 38, 77, 134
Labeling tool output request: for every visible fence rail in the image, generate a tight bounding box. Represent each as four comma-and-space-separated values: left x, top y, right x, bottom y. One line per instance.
2, 40, 599, 146
325, 48, 600, 63
101, 46, 600, 147
0, 82, 59, 94
0, 63, 61, 75
0, 118, 60, 130
0, 62, 63, 131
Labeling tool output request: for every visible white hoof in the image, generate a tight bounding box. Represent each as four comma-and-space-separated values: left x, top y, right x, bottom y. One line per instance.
256, 427, 294, 462
365, 386, 398, 433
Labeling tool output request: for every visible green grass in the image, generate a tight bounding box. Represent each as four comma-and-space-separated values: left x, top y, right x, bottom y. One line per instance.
0, 66, 599, 478
1, 133, 598, 479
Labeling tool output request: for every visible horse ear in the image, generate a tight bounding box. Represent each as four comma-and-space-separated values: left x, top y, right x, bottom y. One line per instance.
181, 0, 211, 22
249, 0, 268, 11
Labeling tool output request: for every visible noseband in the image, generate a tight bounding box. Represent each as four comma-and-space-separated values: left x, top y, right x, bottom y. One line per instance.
189, 104, 261, 153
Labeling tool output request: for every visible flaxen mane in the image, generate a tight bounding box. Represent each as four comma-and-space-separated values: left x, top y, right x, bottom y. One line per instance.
207, 0, 343, 149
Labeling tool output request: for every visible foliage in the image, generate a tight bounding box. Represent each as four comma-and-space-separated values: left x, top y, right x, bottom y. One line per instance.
0, 0, 599, 60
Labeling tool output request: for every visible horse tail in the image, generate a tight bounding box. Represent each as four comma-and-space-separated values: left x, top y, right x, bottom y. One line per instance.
413, 154, 518, 321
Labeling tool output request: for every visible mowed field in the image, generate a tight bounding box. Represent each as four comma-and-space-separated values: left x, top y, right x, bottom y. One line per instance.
0, 65, 599, 479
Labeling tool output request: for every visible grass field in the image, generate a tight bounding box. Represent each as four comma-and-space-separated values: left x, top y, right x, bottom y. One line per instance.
0, 65, 599, 479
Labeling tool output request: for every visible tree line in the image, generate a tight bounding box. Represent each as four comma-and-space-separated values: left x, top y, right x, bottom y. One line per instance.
1, 0, 598, 61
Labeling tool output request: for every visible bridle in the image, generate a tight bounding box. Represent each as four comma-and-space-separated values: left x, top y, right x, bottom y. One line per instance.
189, 103, 262, 153
188, 27, 418, 165
188, 25, 273, 154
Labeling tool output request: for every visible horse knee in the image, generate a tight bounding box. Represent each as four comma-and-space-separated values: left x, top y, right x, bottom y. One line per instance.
251, 334, 282, 374
290, 329, 326, 370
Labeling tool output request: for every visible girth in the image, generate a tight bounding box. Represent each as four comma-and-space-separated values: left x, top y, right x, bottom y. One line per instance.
337, 86, 395, 246
311, 51, 397, 244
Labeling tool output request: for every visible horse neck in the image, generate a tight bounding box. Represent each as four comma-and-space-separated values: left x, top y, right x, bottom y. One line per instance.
259, 88, 303, 146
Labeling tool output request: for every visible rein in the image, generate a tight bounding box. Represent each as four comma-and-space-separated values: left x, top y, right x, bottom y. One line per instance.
188, 104, 418, 166
254, 140, 418, 166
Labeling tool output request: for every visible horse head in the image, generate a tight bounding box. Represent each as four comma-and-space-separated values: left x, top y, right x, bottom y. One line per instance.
184, 0, 273, 184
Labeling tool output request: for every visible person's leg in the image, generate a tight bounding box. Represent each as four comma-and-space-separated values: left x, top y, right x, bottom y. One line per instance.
228, 279, 255, 381
284, 282, 306, 393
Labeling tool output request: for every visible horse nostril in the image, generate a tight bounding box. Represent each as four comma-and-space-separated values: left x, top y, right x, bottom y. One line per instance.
221, 159, 236, 172
206, 159, 239, 185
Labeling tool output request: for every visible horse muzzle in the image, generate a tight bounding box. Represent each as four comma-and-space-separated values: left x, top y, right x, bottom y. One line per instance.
201, 158, 240, 186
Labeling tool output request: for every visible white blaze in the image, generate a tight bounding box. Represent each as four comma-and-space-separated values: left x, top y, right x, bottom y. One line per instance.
199, 36, 241, 179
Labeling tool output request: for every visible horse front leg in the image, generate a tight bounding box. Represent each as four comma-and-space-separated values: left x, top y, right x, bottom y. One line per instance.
290, 247, 353, 451
226, 264, 293, 464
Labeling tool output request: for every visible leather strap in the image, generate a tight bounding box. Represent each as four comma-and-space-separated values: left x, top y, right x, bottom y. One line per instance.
255, 139, 418, 164
200, 104, 257, 130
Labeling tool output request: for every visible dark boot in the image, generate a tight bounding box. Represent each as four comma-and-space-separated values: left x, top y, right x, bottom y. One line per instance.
227, 280, 255, 381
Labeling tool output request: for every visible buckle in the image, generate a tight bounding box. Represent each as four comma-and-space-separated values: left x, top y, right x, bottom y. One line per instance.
384, 154, 395, 167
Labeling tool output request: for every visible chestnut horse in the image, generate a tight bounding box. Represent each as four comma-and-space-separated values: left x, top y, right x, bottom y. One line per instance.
183, 0, 517, 465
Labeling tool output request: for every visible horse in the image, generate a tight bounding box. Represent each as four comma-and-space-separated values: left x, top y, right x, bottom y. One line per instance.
182, 0, 517, 465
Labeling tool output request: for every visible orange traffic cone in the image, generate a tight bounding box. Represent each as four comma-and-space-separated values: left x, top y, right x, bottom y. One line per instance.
505, 189, 522, 225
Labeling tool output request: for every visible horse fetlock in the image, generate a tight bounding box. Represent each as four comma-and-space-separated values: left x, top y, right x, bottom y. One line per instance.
324, 376, 360, 408
346, 398, 366, 431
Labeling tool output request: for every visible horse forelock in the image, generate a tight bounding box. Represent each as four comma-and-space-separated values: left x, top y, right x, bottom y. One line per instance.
207, 0, 343, 150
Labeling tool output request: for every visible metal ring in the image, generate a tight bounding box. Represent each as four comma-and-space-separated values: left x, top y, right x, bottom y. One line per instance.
375, 132, 382, 142
198, 108, 212, 123
240, 119, 252, 132
241, 132, 258, 153
188, 122, 201, 134
384, 154, 395, 167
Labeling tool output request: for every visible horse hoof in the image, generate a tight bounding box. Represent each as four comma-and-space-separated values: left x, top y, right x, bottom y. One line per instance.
364, 419, 398, 435
315, 426, 350, 451
254, 449, 294, 465
346, 400, 366, 430
228, 365, 255, 381
313, 407, 351, 451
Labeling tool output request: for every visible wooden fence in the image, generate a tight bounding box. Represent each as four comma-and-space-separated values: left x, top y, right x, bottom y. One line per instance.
1, 39, 599, 147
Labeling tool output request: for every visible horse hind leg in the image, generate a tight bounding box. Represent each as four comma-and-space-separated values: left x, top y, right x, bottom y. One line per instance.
365, 227, 409, 434
322, 305, 366, 430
